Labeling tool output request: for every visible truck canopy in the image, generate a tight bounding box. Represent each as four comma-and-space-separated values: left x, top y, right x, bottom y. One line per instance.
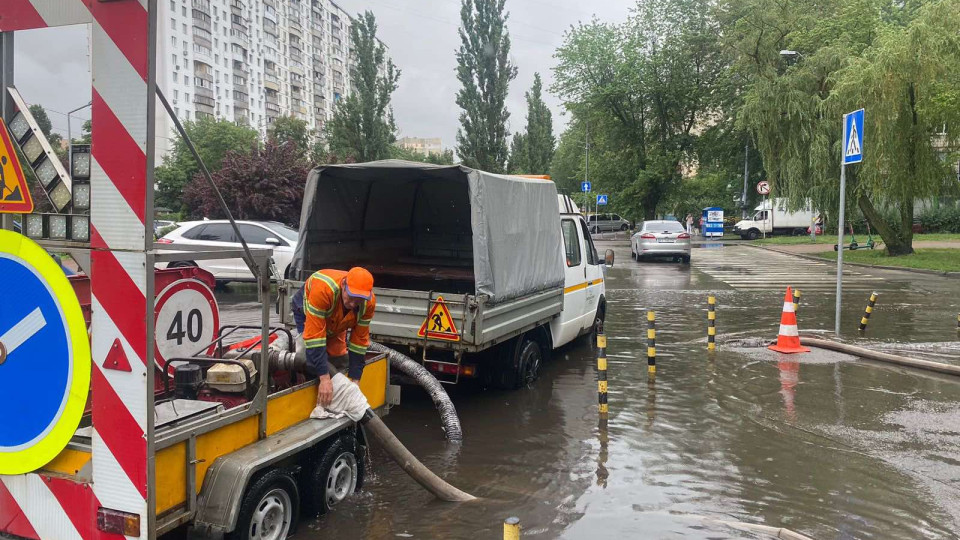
291, 160, 565, 305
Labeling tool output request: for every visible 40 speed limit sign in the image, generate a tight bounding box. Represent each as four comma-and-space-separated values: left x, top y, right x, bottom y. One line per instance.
154, 279, 220, 375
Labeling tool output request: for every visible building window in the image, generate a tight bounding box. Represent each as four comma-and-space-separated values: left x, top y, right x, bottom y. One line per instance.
183, 23, 188, 33
170, 0, 175, 10
172, 53, 178, 65
182, 6, 186, 16
174, 89, 179, 99
173, 73, 178, 83
171, 17, 177, 28
171, 36, 177, 47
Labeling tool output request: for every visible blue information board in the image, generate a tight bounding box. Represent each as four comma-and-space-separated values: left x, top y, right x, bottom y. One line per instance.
702, 207, 725, 238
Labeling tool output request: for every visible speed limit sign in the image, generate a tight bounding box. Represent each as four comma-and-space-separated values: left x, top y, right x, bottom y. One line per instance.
154, 279, 219, 375
756, 181, 771, 195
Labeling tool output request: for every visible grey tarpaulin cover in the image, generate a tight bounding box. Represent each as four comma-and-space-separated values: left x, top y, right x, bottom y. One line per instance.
291, 160, 564, 305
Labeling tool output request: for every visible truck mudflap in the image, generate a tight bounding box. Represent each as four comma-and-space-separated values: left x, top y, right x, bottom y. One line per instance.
191, 417, 353, 538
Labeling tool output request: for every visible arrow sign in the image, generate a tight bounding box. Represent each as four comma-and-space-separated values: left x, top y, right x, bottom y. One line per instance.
843, 109, 864, 164
756, 181, 770, 195
581, 181, 591, 193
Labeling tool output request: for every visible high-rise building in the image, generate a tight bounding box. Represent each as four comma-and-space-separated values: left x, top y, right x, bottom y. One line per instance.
396, 136, 443, 156
157, 0, 355, 154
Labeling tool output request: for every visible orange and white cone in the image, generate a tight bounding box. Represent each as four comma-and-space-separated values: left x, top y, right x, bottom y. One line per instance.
768, 286, 810, 354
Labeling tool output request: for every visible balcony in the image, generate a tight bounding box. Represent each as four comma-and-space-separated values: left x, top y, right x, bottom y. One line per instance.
264, 75, 280, 92
289, 20, 303, 35
266, 103, 281, 115
192, 11, 212, 32
230, 0, 244, 13
192, 0, 211, 11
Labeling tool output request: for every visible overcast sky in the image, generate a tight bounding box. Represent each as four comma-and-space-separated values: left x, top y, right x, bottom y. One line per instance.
12, 0, 636, 150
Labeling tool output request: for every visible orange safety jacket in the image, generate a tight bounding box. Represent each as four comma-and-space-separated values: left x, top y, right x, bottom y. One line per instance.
302, 269, 376, 379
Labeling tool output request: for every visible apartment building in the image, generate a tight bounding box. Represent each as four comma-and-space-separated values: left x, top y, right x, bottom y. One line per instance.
397, 136, 443, 156
157, 0, 354, 153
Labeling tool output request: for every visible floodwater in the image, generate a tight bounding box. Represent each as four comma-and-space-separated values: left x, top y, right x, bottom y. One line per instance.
217, 242, 960, 539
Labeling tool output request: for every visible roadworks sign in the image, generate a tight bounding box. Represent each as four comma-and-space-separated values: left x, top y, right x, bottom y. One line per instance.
417, 296, 461, 342
0, 119, 33, 214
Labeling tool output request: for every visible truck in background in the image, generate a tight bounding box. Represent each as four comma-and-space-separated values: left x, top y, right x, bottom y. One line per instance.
281, 161, 613, 389
733, 198, 818, 239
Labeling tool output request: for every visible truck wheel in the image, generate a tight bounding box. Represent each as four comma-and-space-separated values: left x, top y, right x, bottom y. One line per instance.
620, 224, 629, 231
746, 229, 760, 240
516, 338, 542, 388
301, 433, 363, 518
231, 469, 299, 540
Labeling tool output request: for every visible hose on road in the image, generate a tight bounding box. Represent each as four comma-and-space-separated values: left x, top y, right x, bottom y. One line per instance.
802, 337, 960, 377
369, 341, 464, 442
360, 410, 476, 502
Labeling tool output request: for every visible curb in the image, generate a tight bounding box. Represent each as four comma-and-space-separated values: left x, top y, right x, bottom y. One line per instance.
742, 243, 960, 278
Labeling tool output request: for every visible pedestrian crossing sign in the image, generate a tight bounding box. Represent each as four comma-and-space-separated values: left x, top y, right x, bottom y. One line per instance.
843, 109, 864, 165
0, 119, 33, 214
417, 296, 460, 342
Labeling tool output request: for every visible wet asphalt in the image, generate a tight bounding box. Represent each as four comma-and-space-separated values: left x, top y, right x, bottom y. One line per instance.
217, 241, 960, 539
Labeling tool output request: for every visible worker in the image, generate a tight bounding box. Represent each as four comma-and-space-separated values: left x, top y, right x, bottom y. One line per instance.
290, 267, 376, 407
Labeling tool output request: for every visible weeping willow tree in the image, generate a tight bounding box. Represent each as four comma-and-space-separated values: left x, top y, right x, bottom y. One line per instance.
737, 0, 960, 255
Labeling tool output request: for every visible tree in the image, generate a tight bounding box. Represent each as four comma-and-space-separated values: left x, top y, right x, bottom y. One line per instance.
552, 0, 726, 219
184, 140, 310, 227
268, 116, 311, 156
155, 118, 259, 215
390, 145, 456, 165
455, 0, 517, 173
507, 133, 528, 173
734, 0, 960, 255
326, 11, 400, 162
522, 73, 555, 174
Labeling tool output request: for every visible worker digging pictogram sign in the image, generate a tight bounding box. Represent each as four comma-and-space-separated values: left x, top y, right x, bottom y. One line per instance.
418, 296, 461, 342
0, 119, 33, 214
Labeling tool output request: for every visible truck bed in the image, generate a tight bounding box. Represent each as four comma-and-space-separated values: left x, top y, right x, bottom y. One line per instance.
370, 286, 563, 353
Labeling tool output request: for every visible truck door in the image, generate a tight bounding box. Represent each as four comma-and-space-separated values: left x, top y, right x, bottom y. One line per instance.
578, 218, 603, 330
557, 218, 587, 346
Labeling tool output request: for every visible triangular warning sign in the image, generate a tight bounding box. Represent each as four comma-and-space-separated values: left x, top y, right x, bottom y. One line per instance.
845, 120, 861, 158
0, 119, 33, 214
103, 338, 132, 372
417, 296, 461, 342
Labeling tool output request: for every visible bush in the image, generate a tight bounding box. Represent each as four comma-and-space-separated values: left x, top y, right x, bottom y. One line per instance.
918, 205, 960, 233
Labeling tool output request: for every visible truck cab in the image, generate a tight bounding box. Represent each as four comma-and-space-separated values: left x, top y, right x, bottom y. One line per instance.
553, 195, 605, 346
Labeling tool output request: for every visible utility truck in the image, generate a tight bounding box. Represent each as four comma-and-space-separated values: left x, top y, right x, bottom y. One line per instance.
733, 198, 818, 239
280, 161, 613, 388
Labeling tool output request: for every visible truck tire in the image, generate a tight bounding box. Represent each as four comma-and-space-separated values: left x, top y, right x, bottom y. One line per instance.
516, 338, 542, 388
746, 229, 760, 240
230, 468, 300, 540
620, 224, 629, 231
489, 334, 541, 390
300, 433, 363, 518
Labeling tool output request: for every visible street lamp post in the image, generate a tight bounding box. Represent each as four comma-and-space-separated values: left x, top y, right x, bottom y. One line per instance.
66, 101, 92, 177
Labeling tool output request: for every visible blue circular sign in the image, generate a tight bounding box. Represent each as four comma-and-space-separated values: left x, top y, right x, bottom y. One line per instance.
0, 231, 90, 474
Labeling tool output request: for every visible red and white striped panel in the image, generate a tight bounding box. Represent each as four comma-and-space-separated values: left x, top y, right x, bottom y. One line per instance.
0, 1, 154, 539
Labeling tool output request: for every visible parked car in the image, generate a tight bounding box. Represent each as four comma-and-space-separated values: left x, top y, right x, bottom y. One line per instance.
157, 220, 299, 282
631, 220, 691, 263
587, 213, 632, 233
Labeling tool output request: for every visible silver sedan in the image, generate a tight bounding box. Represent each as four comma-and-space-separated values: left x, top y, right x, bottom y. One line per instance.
631, 220, 691, 263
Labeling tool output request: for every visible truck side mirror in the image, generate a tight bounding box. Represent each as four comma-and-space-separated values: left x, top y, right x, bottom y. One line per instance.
604, 249, 615, 267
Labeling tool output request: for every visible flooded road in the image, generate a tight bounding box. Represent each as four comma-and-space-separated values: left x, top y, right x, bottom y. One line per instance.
218, 242, 960, 538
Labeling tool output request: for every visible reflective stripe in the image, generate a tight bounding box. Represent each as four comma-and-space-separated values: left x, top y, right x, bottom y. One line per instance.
778, 324, 799, 337
305, 301, 330, 317
312, 272, 341, 297
356, 319, 371, 327
347, 342, 368, 355
304, 338, 327, 348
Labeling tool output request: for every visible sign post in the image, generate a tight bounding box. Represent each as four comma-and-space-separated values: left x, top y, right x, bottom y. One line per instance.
756, 181, 770, 239
836, 108, 864, 335
581, 181, 591, 221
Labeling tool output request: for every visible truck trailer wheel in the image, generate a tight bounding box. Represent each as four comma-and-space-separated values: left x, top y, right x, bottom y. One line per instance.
300, 433, 363, 518
746, 229, 760, 240
230, 469, 300, 540
517, 338, 542, 388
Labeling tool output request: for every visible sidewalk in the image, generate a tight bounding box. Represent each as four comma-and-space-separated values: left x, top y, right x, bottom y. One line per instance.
761, 240, 960, 255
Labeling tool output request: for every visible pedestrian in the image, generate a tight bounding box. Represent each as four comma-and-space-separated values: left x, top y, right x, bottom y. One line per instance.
685, 214, 694, 235
290, 267, 377, 408
698, 215, 705, 237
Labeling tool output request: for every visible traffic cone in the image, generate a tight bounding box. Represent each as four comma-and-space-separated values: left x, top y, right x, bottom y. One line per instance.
768, 286, 810, 354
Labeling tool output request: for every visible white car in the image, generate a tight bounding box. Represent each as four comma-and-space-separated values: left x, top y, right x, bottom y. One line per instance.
157, 220, 299, 282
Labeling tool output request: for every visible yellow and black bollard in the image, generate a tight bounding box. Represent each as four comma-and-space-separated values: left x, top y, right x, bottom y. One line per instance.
793, 289, 801, 314
647, 311, 656, 375
597, 331, 608, 415
503, 517, 521, 540
859, 292, 878, 332
707, 296, 717, 351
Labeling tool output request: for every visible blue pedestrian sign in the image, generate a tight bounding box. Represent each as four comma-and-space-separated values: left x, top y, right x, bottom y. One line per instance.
581, 181, 591, 193
597, 194, 608, 206
843, 109, 864, 164
0, 230, 90, 474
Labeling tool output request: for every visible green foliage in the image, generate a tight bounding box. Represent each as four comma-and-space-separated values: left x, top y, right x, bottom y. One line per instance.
455, 0, 517, 173
507, 133, 527, 174
552, 0, 726, 219
733, 0, 960, 254
326, 11, 400, 162
662, 172, 741, 220
918, 205, 960, 233
28, 104, 52, 138
268, 116, 311, 156
155, 117, 259, 214
819, 248, 960, 272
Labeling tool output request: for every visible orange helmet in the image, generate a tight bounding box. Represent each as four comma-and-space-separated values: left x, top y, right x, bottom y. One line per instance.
344, 267, 374, 300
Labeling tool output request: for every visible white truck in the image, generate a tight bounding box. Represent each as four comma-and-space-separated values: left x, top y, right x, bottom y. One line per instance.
733, 198, 818, 239
280, 161, 612, 389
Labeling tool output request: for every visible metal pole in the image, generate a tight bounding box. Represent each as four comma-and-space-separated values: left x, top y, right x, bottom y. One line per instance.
835, 157, 847, 336
0, 33, 14, 232
742, 141, 749, 218
64, 102, 92, 179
